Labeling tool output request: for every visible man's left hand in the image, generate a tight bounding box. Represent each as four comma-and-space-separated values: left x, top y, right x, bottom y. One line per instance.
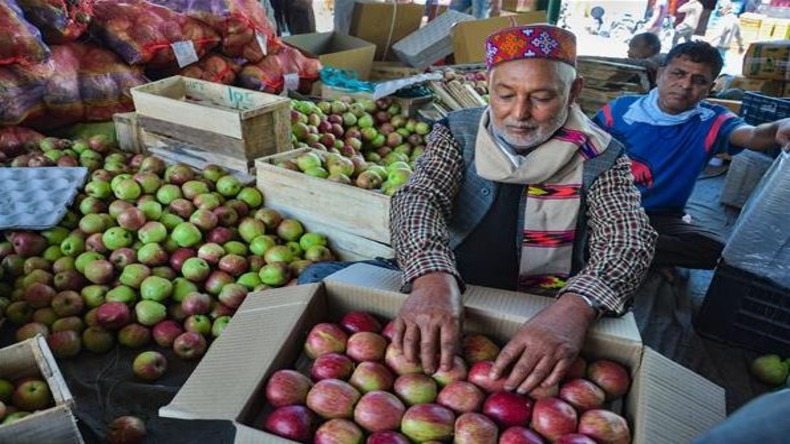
773, 118, 790, 152
489, 293, 596, 394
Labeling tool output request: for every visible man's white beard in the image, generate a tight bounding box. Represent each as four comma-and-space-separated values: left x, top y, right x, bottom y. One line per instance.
492, 105, 569, 151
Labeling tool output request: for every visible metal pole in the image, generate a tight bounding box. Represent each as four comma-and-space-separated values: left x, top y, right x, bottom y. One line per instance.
546, 0, 562, 24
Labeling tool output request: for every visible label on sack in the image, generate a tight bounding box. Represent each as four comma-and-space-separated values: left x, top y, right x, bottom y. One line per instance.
171, 41, 199, 68
256, 33, 268, 56
284, 73, 300, 92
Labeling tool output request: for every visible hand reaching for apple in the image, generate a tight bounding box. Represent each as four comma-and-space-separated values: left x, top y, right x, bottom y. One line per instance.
489, 294, 596, 395
391, 272, 463, 374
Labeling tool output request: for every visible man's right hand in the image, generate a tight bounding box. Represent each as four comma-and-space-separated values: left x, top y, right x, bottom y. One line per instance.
391, 272, 462, 375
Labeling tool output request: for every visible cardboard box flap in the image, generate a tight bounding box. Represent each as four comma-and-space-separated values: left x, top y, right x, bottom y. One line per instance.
452, 11, 547, 64
0, 405, 83, 444
632, 347, 726, 444
159, 285, 321, 420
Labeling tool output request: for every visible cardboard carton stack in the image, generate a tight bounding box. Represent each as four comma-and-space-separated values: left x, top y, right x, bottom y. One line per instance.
576, 58, 651, 116
742, 40, 790, 88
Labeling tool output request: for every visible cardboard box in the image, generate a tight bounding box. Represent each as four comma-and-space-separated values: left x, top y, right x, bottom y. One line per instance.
393, 10, 476, 69
130, 76, 292, 171
161, 264, 726, 443
452, 11, 547, 64
0, 337, 83, 443
255, 147, 392, 245
369, 61, 423, 82
743, 40, 790, 81
729, 75, 785, 96
350, 2, 426, 61
282, 32, 377, 80
501, 0, 540, 13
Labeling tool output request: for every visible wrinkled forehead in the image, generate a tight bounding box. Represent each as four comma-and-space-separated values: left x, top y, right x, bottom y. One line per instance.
489, 58, 576, 88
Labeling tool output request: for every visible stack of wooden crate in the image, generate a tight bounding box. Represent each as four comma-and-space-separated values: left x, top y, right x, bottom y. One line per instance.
576, 58, 651, 116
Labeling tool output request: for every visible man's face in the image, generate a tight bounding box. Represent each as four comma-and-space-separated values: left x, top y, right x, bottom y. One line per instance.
488, 58, 580, 150
656, 55, 715, 114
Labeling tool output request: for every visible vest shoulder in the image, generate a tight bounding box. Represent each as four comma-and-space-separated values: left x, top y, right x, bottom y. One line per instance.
446, 107, 486, 126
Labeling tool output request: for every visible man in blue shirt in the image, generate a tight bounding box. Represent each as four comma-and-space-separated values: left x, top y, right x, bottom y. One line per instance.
594, 41, 790, 270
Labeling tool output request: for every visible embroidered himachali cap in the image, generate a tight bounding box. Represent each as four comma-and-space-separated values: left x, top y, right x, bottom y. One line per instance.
485, 24, 577, 69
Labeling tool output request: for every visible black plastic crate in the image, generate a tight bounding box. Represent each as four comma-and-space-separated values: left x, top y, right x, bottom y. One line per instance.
740, 92, 790, 126
695, 262, 790, 355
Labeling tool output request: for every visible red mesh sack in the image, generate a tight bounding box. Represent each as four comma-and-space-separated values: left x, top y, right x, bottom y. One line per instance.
0, 0, 51, 66
31, 42, 147, 130
92, 0, 220, 68
181, 53, 241, 85
16, 0, 94, 43
0, 61, 53, 126
275, 45, 322, 95
148, 0, 280, 63
0, 127, 45, 159
237, 54, 284, 94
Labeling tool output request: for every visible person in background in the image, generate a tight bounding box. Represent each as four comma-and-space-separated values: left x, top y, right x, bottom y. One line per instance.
333, 0, 354, 34
672, 0, 704, 46
260, 0, 277, 33
594, 41, 790, 272
706, 1, 744, 60
301, 25, 657, 392
271, 0, 316, 35
585, 33, 664, 87
450, 0, 491, 19
694, 389, 790, 444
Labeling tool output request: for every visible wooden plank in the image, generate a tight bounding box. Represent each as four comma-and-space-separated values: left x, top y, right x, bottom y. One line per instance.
138, 116, 248, 159
113, 112, 145, 154
256, 149, 392, 245
132, 91, 244, 139
142, 133, 253, 174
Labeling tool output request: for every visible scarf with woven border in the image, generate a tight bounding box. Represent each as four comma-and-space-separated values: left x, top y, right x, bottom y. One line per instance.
474, 104, 612, 293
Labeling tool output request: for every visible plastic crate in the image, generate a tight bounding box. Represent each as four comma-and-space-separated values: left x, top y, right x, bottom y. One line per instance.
720, 150, 774, 208
695, 262, 790, 355
740, 92, 790, 126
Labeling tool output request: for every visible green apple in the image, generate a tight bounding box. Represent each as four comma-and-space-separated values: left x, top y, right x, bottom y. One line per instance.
236, 187, 263, 208
138, 222, 168, 244
135, 300, 167, 326
172, 277, 199, 302
81, 285, 109, 308
299, 232, 327, 250
237, 272, 262, 290
138, 201, 163, 221
60, 234, 86, 257
140, 276, 173, 302
211, 315, 231, 338
119, 264, 151, 289
258, 262, 291, 287
216, 175, 242, 197
43, 245, 64, 262
223, 241, 247, 256
102, 227, 133, 251
41, 227, 70, 246
79, 214, 106, 235
75, 251, 104, 274
171, 223, 202, 248
85, 180, 112, 199
249, 235, 277, 257
238, 218, 266, 243
156, 184, 183, 205
160, 213, 185, 231
105, 285, 138, 304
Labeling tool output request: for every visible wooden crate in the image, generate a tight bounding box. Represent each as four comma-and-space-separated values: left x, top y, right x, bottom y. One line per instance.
113, 112, 145, 154
130, 76, 293, 163
0, 336, 83, 443
289, 213, 394, 262
256, 148, 392, 245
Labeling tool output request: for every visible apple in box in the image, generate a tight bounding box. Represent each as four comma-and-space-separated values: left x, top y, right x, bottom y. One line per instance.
265, 369, 313, 408
578, 409, 631, 444
499, 426, 546, 444
304, 323, 348, 359
454, 412, 499, 444
467, 361, 507, 393
311, 353, 354, 381
367, 431, 411, 444
349, 361, 395, 393
482, 391, 533, 428
354, 390, 405, 433
559, 378, 606, 412
556, 434, 597, 444
346, 332, 387, 362
314, 418, 364, 444
400, 403, 455, 443
394, 373, 437, 405
436, 380, 485, 414
586, 360, 630, 401
263, 405, 316, 442
306, 379, 361, 419
340, 311, 382, 333
530, 397, 578, 442
384, 344, 423, 376
462, 334, 500, 364
431, 355, 468, 386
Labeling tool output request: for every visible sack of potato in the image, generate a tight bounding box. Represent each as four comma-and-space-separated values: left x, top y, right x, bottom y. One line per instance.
16, 0, 94, 43
181, 53, 241, 85
0, 0, 50, 66
148, 0, 280, 63
92, 0, 220, 68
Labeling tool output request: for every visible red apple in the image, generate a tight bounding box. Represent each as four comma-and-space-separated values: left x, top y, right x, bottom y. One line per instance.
566, 356, 587, 380
381, 321, 396, 342
304, 323, 348, 359
346, 332, 387, 362
462, 334, 500, 364
47, 330, 82, 358
107, 415, 147, 444
96, 301, 131, 330
314, 418, 364, 444
499, 426, 545, 444
384, 344, 422, 375
555, 434, 597, 444
529, 384, 560, 400
483, 391, 533, 428
454, 412, 499, 444
311, 353, 354, 381
530, 397, 578, 442
340, 311, 382, 333
152, 320, 184, 348
431, 355, 468, 386
394, 373, 438, 405
263, 405, 315, 442
577, 409, 630, 444
586, 360, 630, 401
306, 379, 360, 419
468, 361, 507, 393
349, 361, 395, 393
118, 323, 152, 348
265, 369, 313, 407
437, 380, 485, 414
132, 351, 168, 381
172, 332, 207, 360
169, 248, 195, 272
559, 379, 605, 412
181, 292, 212, 316
400, 403, 455, 443
366, 431, 410, 444
354, 390, 406, 433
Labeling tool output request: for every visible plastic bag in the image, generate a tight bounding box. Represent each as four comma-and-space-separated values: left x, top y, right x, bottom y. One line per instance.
26, 42, 147, 130
148, 0, 280, 63
181, 53, 241, 85
0, 61, 53, 126
0, 127, 45, 160
0, 0, 51, 66
92, 0, 220, 67
16, 0, 94, 43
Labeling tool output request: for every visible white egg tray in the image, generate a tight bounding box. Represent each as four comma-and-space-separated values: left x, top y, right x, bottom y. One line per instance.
0, 167, 88, 230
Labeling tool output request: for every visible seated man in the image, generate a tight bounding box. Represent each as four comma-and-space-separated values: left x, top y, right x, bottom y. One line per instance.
586, 32, 664, 87
594, 41, 790, 271
302, 25, 657, 393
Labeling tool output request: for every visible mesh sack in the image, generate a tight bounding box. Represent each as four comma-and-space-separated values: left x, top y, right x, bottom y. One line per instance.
0, 61, 53, 126
0, 0, 51, 66
16, 0, 94, 43
0, 127, 45, 159
237, 54, 284, 94
181, 53, 241, 85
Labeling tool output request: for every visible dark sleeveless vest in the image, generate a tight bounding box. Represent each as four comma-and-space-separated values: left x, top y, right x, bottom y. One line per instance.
444, 107, 625, 291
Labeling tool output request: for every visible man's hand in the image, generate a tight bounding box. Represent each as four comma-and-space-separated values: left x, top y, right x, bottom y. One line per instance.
391, 272, 462, 374
489, 293, 596, 394
773, 118, 790, 152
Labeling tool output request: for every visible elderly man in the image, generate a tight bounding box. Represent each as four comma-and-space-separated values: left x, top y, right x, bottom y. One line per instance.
388, 25, 655, 393
300, 25, 656, 393
594, 41, 790, 271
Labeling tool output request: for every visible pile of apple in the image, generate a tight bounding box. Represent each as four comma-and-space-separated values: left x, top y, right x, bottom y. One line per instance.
429, 67, 489, 99
0, 140, 338, 366
0, 376, 53, 426
262, 311, 632, 443
282, 98, 432, 195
